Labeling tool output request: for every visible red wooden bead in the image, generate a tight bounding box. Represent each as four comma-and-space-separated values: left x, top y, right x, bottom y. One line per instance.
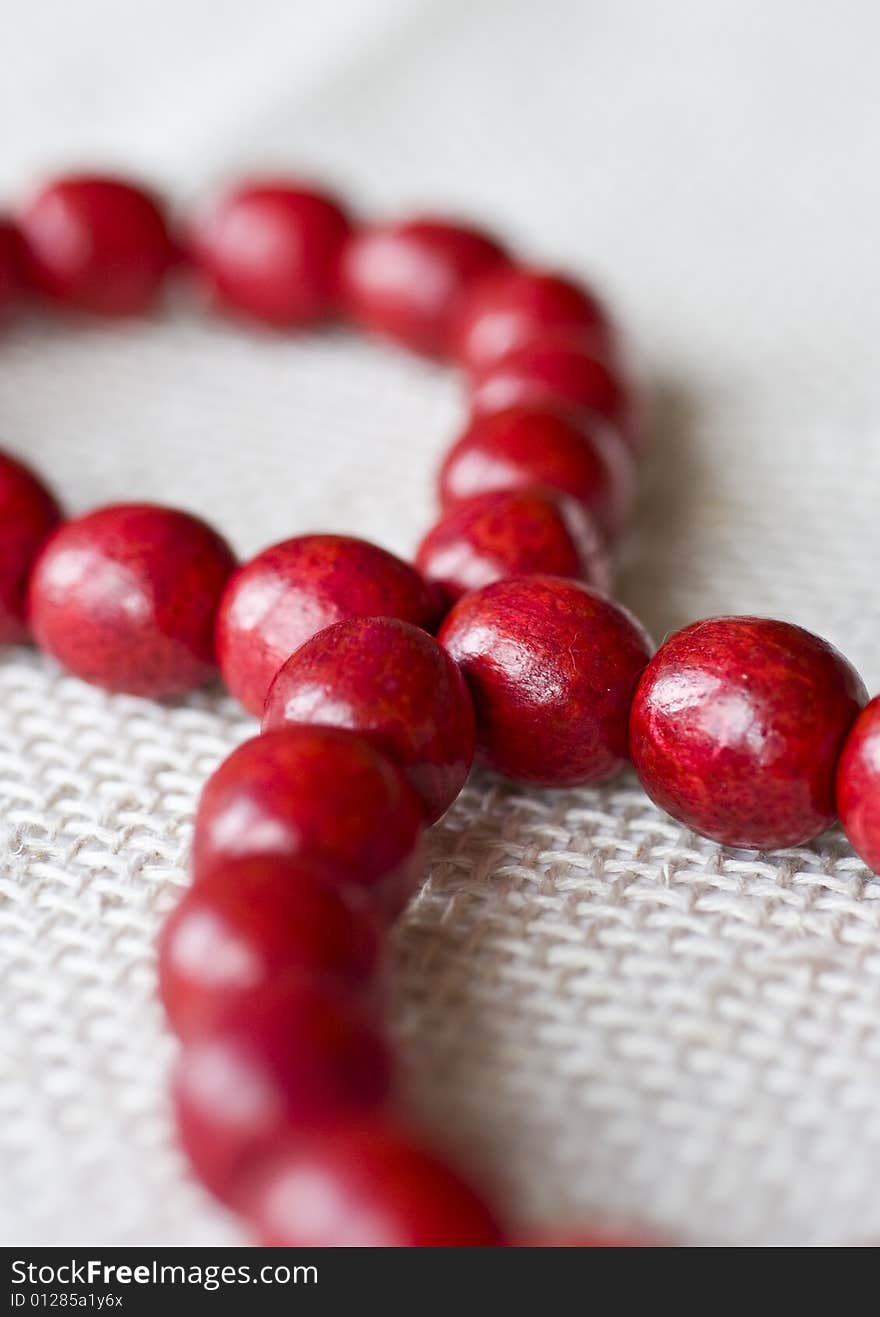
0, 451, 62, 644
0, 220, 26, 309
189, 180, 353, 326
470, 339, 638, 449
630, 616, 867, 849
438, 405, 636, 540
438, 575, 652, 786
452, 266, 614, 374
173, 983, 392, 1203
339, 218, 509, 356
240, 1121, 506, 1246
192, 725, 425, 917
836, 696, 880, 873
415, 486, 610, 605
28, 503, 235, 696
158, 855, 382, 1040
19, 176, 174, 314
263, 617, 474, 823
216, 534, 439, 717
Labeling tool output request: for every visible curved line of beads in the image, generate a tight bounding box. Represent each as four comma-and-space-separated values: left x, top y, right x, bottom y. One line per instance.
0, 171, 876, 1247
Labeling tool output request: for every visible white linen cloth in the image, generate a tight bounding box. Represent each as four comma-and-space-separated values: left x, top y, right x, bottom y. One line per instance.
1, 0, 880, 1246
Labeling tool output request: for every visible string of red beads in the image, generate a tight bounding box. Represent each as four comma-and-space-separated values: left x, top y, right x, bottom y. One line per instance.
1, 170, 875, 1248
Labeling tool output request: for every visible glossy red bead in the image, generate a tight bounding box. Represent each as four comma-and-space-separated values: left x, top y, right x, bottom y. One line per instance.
630, 616, 867, 849
437, 405, 636, 540
173, 983, 392, 1203
19, 176, 174, 314
263, 617, 474, 823
836, 696, 880, 873
216, 533, 439, 717
158, 855, 381, 1040
438, 575, 652, 786
452, 266, 614, 374
189, 180, 353, 326
192, 725, 425, 917
0, 452, 62, 644
0, 220, 26, 309
339, 218, 509, 355
470, 339, 638, 449
415, 487, 610, 605
28, 504, 235, 696
241, 1121, 506, 1246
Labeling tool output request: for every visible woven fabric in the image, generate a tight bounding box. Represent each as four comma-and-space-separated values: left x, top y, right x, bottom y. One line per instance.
2, 0, 880, 1246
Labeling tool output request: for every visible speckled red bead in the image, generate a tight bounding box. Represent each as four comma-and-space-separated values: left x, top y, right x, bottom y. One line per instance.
416, 486, 610, 605
216, 534, 440, 717
28, 503, 236, 697
439, 574, 653, 786
470, 338, 637, 449
158, 855, 381, 1040
173, 983, 393, 1203
0, 451, 62, 644
192, 725, 425, 916
437, 405, 636, 540
339, 218, 509, 355
0, 220, 26, 309
263, 617, 474, 823
240, 1121, 506, 1246
630, 616, 867, 850
19, 176, 175, 314
452, 266, 615, 374
189, 180, 353, 326
836, 697, 880, 873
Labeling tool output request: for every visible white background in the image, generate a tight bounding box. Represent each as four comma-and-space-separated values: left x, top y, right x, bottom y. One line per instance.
1, 0, 880, 1245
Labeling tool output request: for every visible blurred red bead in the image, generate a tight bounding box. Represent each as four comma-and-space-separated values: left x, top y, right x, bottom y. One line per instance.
158, 855, 382, 1039
470, 339, 638, 449
189, 180, 353, 326
339, 217, 509, 355
452, 266, 614, 374
216, 533, 439, 717
630, 616, 867, 849
241, 1121, 506, 1246
837, 696, 880, 873
0, 451, 62, 644
439, 575, 652, 786
173, 983, 392, 1203
438, 405, 636, 539
263, 616, 474, 823
28, 503, 235, 696
192, 725, 425, 917
0, 220, 26, 309
19, 175, 174, 314
416, 486, 610, 605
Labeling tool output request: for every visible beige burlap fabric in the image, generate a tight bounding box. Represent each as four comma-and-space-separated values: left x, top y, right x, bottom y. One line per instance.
2, 0, 880, 1246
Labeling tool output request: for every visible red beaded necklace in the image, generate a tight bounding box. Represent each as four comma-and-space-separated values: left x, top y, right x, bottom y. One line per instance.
1, 172, 876, 1248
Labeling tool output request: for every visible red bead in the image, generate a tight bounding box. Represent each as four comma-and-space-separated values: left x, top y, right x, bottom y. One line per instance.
452, 266, 614, 374
28, 503, 236, 697
192, 726, 425, 917
158, 855, 381, 1040
0, 220, 26, 309
438, 575, 652, 786
189, 180, 353, 326
0, 451, 62, 644
240, 1121, 506, 1246
19, 176, 174, 314
630, 616, 867, 849
470, 339, 638, 449
837, 696, 880, 873
263, 617, 474, 823
339, 218, 509, 356
173, 983, 392, 1203
415, 487, 610, 605
216, 534, 439, 717
438, 405, 636, 540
